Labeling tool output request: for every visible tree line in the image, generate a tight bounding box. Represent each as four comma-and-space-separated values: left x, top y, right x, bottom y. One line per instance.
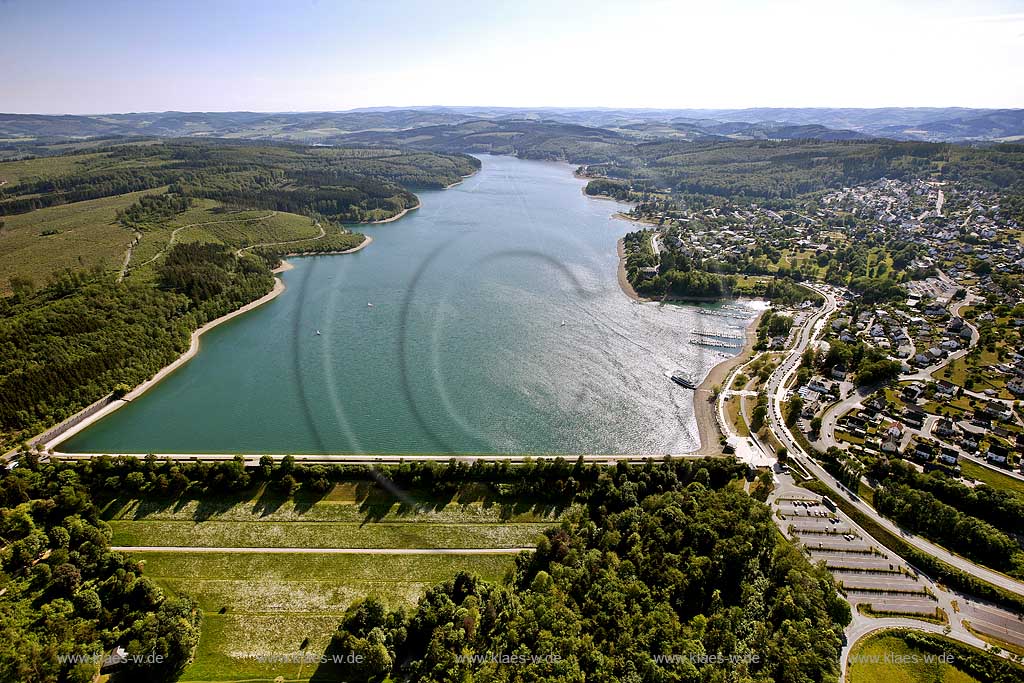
874, 483, 1024, 579
0, 459, 201, 682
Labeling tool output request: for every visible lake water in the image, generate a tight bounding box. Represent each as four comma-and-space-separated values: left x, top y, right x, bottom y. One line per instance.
64, 155, 758, 455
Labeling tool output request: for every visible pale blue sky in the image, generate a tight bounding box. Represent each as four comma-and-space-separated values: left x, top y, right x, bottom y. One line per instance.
2, 0, 1023, 114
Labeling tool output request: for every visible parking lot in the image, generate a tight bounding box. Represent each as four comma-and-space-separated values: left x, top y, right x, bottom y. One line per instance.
854, 598, 940, 616
776, 494, 939, 618
838, 573, 928, 594
815, 553, 903, 572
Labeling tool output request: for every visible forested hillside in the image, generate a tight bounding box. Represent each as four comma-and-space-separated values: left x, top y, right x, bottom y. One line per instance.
326, 460, 850, 682
3, 107, 1022, 145
0, 141, 478, 451
0, 141, 478, 220
0, 245, 271, 451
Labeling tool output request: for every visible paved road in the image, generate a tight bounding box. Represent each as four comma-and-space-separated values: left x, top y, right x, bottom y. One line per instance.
112, 546, 534, 554
769, 284, 1024, 598
765, 284, 837, 457
840, 618, 994, 678
791, 449, 1024, 598
899, 294, 979, 382
816, 387, 871, 451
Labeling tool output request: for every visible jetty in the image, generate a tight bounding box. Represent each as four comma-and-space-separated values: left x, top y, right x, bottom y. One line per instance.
691, 331, 745, 343
699, 309, 749, 320
690, 338, 736, 349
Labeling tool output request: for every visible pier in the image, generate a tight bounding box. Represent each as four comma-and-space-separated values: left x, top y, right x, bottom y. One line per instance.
691, 331, 745, 343
690, 338, 737, 349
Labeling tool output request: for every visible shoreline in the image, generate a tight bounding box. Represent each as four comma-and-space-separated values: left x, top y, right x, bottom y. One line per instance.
370, 201, 420, 224
613, 210, 659, 226
445, 172, 476, 189
31, 174, 473, 454
42, 272, 291, 451
41, 159, 748, 457
283, 234, 373, 257
598, 195, 766, 456
616, 238, 645, 302
32, 168, 489, 453
692, 311, 763, 455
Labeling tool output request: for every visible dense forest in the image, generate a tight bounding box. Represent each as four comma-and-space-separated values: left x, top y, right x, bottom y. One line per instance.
334, 119, 1024, 202
10, 456, 851, 683
585, 139, 1024, 202
873, 484, 1024, 579
116, 193, 191, 229
870, 459, 1024, 545
0, 456, 201, 682
622, 228, 819, 304
323, 460, 849, 682
0, 141, 478, 222
254, 229, 367, 263
813, 337, 902, 387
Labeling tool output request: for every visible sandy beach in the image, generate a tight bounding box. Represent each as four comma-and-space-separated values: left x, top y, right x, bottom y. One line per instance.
613, 211, 658, 226
33, 178, 458, 453
610, 211, 764, 455
692, 312, 763, 455
616, 238, 646, 302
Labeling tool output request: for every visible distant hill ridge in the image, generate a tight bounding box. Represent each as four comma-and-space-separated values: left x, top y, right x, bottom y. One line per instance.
1, 106, 1022, 145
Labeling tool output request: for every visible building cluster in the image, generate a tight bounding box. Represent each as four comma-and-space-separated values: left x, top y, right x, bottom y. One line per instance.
822, 179, 1024, 275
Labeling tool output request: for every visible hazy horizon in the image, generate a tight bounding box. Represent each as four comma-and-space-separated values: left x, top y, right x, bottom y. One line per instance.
4, 104, 1022, 117
2, 0, 1023, 115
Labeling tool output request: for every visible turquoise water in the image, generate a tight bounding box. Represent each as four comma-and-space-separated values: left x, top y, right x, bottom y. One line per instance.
64, 155, 757, 455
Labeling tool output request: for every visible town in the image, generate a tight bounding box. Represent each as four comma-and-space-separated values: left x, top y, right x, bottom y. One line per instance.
612, 173, 1024, 661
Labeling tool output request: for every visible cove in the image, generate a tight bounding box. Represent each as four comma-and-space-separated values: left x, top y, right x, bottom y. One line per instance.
63, 155, 757, 455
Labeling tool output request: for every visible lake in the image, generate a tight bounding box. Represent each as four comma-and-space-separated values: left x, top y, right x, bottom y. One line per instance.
63, 155, 758, 455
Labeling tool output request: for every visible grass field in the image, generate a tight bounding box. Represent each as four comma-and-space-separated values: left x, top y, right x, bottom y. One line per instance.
148, 552, 516, 683
0, 192, 325, 292
0, 188, 163, 293
124, 200, 322, 278
960, 459, 1024, 496
112, 483, 558, 682
0, 152, 104, 185
725, 396, 749, 437
109, 519, 548, 548
846, 632, 978, 683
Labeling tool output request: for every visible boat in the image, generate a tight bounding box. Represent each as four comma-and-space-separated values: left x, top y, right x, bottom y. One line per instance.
670, 373, 697, 390
367, 302, 374, 307
560, 320, 566, 326
315, 330, 321, 336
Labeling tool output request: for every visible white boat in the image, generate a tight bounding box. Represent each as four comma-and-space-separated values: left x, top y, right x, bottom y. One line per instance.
315, 330, 321, 335
560, 320, 566, 326
367, 302, 374, 307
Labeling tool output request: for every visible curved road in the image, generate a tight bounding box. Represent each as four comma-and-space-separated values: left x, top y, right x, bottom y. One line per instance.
762, 284, 1024, 599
